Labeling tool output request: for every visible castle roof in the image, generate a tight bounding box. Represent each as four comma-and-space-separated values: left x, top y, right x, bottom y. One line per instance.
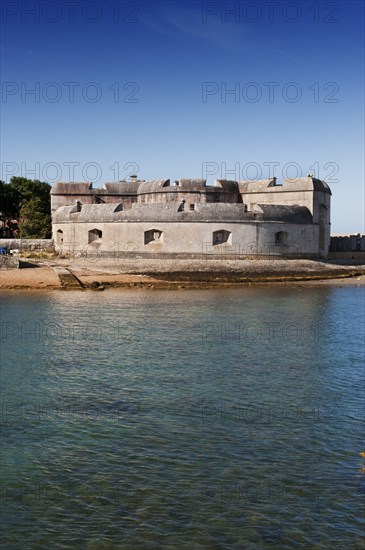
239, 177, 331, 194
137, 180, 171, 194
51, 182, 93, 194
52, 176, 330, 199
214, 180, 240, 193
255, 204, 313, 223
53, 202, 313, 224
104, 181, 141, 194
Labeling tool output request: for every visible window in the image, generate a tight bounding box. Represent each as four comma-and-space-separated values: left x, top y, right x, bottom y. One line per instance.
144, 229, 163, 245
56, 229, 63, 245
93, 196, 105, 204
88, 228, 102, 244
189, 204, 195, 211
213, 230, 231, 246
275, 231, 288, 245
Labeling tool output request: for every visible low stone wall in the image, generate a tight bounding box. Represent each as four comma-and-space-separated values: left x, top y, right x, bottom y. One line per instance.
0, 239, 54, 252
0, 255, 20, 269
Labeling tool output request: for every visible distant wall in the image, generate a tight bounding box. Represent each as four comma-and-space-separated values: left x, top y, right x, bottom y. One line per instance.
330, 234, 365, 253
0, 239, 54, 252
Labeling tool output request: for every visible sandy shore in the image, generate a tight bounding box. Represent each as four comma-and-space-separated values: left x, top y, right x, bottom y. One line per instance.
0, 265, 62, 289
0, 257, 364, 290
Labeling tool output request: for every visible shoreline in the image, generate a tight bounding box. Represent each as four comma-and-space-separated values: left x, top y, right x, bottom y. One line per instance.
1, 258, 364, 290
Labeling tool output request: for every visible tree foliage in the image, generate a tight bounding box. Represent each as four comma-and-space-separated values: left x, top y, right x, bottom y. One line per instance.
18, 198, 52, 238
0, 181, 20, 225
0, 177, 52, 238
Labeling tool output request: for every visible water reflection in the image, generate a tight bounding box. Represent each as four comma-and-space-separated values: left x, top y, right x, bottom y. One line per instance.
1, 287, 364, 548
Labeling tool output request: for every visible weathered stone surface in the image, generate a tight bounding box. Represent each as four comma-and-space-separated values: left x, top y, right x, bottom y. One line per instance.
0, 239, 54, 252
0, 256, 19, 269
51, 176, 332, 258
52, 266, 84, 288
330, 234, 365, 252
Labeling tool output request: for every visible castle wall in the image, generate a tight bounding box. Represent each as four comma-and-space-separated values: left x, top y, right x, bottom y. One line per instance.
239, 184, 331, 256
51, 177, 331, 259
240, 189, 313, 214
137, 190, 239, 205
51, 192, 137, 212
52, 221, 321, 258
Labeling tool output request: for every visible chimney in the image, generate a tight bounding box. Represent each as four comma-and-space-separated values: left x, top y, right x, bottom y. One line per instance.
130, 175, 138, 183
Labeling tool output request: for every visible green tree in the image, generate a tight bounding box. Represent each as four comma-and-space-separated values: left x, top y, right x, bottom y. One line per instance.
0, 180, 20, 226
18, 198, 52, 238
10, 177, 51, 214
0, 177, 52, 238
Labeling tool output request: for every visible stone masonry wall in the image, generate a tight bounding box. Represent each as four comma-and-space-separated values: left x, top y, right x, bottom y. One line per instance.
0, 239, 54, 252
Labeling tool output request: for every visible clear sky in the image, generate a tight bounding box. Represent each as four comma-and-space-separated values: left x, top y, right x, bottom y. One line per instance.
1, 0, 364, 232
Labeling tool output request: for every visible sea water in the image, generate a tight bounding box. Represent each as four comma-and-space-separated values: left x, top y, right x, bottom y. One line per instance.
1, 286, 364, 549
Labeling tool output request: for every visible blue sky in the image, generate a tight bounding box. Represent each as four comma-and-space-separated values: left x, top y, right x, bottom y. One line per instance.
1, 0, 364, 232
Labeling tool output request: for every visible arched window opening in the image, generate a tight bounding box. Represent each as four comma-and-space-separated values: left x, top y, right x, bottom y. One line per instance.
144, 229, 163, 245
275, 231, 288, 245
213, 230, 231, 246
88, 228, 103, 244
56, 229, 63, 245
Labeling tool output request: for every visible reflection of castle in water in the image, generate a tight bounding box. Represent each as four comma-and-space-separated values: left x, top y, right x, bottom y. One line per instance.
51, 175, 331, 258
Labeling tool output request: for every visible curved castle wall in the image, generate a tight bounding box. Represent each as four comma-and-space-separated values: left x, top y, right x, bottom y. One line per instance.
51, 177, 331, 259
52, 220, 321, 258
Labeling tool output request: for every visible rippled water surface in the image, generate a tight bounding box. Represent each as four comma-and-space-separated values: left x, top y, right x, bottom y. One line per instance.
1, 286, 364, 549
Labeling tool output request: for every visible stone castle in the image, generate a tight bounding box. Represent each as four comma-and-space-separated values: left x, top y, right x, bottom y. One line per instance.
51, 176, 331, 258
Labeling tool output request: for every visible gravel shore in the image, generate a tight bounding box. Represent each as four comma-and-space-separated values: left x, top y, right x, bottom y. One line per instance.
0, 257, 364, 290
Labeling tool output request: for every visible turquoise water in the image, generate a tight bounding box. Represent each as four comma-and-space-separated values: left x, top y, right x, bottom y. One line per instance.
1, 286, 364, 549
